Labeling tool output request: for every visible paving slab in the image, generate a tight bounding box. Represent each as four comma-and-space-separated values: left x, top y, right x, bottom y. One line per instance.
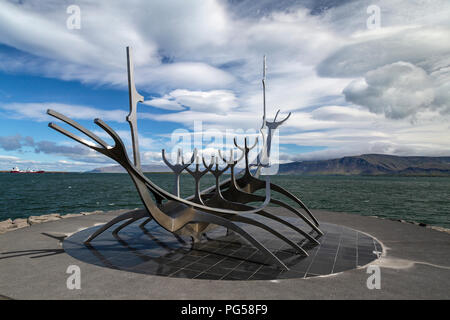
0, 208, 448, 299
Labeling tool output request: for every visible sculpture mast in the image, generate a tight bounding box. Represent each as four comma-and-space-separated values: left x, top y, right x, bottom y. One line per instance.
255, 56, 291, 177
126, 46, 144, 170
255, 56, 268, 177
262, 55, 267, 130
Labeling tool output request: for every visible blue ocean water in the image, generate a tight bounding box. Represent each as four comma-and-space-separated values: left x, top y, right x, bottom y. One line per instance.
0, 173, 448, 228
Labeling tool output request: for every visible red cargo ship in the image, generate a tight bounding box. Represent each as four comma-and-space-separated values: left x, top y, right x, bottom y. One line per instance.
10, 167, 45, 173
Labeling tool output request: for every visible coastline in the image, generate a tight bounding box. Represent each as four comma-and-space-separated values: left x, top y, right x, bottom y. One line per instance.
0, 208, 448, 235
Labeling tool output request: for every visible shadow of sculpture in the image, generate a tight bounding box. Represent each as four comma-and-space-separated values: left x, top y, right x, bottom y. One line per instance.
1, 248, 65, 259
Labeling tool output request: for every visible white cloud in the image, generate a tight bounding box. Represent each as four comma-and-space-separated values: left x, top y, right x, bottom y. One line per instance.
0, 102, 128, 122
311, 105, 381, 122
144, 89, 238, 114
92, 129, 157, 152
0, 0, 235, 91
171, 89, 237, 114
343, 62, 436, 119
0, 155, 20, 161
317, 26, 450, 78
142, 96, 184, 111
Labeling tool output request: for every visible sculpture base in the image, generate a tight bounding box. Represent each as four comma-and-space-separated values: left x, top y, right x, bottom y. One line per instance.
63, 214, 381, 280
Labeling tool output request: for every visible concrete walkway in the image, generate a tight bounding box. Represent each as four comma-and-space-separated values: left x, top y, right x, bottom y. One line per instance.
0, 208, 448, 299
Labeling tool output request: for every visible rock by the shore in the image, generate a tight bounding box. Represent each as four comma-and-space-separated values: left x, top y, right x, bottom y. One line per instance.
61, 213, 83, 219
0, 219, 14, 234
0, 218, 30, 233
429, 225, 450, 234
81, 210, 103, 216
12, 218, 29, 229
27, 214, 61, 225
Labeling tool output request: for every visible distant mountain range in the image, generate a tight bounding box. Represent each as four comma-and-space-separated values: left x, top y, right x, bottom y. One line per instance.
89, 154, 450, 176
278, 154, 450, 176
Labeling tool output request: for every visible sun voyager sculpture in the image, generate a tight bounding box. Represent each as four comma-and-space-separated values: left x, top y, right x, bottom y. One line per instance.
47, 47, 323, 270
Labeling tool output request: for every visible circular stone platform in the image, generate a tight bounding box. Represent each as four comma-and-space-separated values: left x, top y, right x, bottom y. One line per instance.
64, 215, 382, 280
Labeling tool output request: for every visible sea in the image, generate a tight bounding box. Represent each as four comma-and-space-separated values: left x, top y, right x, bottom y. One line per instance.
0, 173, 449, 228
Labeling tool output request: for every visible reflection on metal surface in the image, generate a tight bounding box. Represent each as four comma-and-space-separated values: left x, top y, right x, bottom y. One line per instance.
63, 217, 382, 280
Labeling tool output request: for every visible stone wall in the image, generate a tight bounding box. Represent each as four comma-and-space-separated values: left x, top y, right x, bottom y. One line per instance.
0, 211, 104, 234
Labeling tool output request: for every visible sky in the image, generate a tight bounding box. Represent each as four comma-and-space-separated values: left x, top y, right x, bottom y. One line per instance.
0, 0, 449, 171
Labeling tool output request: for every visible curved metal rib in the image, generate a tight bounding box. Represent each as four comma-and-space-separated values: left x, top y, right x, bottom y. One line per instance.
47, 109, 109, 149
196, 147, 321, 243
206, 194, 311, 253
268, 182, 320, 227
233, 133, 320, 228
217, 148, 316, 241
209, 147, 317, 246
48, 109, 167, 203
200, 174, 321, 233
191, 211, 288, 270
217, 193, 319, 245
200, 148, 308, 253
189, 153, 320, 237
235, 175, 321, 231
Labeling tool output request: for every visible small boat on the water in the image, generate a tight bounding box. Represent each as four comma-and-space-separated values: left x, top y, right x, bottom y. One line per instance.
10, 166, 45, 173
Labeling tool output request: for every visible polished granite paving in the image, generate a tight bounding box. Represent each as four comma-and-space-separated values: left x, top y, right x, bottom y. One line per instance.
64, 214, 382, 280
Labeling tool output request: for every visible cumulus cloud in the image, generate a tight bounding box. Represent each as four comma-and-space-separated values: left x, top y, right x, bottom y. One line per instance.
313, 1, 450, 123
343, 62, 436, 119
313, 0, 450, 123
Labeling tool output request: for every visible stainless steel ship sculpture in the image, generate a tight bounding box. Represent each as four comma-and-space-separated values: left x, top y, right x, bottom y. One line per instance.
47, 48, 322, 270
